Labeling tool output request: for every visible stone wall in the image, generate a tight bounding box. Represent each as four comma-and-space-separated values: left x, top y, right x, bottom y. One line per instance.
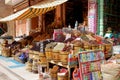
0, 0, 15, 37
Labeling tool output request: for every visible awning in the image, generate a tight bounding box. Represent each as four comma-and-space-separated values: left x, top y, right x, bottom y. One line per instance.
0, 0, 68, 22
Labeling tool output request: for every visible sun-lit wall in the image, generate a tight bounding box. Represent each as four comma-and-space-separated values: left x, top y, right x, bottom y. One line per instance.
5, 0, 24, 5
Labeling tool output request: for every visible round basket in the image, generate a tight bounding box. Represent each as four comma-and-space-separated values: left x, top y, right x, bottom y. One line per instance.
33, 52, 40, 60
74, 46, 81, 51
2, 47, 10, 57
105, 44, 112, 51
60, 51, 69, 64
91, 44, 98, 50
52, 50, 60, 62
84, 45, 91, 50
39, 53, 47, 65
99, 44, 105, 51
45, 48, 52, 60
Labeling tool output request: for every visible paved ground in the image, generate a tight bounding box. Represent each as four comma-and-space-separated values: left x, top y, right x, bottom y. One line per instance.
0, 56, 39, 80
0, 71, 12, 80
0, 65, 19, 80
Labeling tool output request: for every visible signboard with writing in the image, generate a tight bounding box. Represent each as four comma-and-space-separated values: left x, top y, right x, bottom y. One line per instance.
88, 0, 97, 34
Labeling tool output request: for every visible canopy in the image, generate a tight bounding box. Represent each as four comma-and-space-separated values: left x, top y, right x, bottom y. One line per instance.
0, 0, 68, 22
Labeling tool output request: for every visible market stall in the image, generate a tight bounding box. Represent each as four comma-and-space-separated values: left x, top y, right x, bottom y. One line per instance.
22, 28, 113, 80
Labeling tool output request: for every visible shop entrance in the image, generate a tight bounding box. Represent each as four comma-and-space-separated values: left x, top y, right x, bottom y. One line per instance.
65, 0, 88, 28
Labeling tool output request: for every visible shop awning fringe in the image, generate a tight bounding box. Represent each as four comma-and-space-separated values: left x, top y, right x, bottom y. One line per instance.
0, 0, 68, 22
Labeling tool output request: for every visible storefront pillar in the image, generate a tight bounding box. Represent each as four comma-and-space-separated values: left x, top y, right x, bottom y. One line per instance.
61, 4, 66, 27
7, 21, 16, 37
38, 15, 42, 32
26, 18, 31, 35
55, 5, 63, 27
88, 0, 97, 34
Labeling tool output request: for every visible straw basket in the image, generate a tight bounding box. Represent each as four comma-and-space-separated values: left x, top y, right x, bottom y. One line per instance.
84, 45, 91, 51
99, 44, 105, 51
2, 47, 11, 57
45, 48, 52, 60
52, 50, 60, 62
39, 53, 47, 65
50, 72, 57, 79
60, 51, 69, 64
29, 50, 34, 59
105, 44, 112, 52
74, 45, 83, 53
91, 44, 98, 50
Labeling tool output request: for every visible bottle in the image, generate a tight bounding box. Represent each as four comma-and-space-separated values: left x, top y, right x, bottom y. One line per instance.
68, 24, 71, 29
74, 21, 78, 30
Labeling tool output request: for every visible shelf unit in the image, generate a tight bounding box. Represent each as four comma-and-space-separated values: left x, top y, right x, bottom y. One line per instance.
47, 58, 77, 80
78, 50, 105, 80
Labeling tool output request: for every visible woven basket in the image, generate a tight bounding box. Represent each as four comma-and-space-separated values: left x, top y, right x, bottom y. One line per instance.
45, 48, 52, 60
105, 44, 112, 51
52, 50, 60, 62
29, 50, 35, 59
2, 47, 11, 57
58, 74, 68, 80
39, 53, 47, 65
60, 51, 69, 64
99, 44, 105, 51
91, 44, 99, 50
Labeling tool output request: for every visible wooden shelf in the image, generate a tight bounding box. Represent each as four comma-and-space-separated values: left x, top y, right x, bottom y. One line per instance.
80, 59, 103, 64
48, 60, 76, 68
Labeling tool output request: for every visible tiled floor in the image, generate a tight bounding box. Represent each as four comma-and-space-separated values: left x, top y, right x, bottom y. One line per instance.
0, 71, 12, 80
0, 56, 39, 80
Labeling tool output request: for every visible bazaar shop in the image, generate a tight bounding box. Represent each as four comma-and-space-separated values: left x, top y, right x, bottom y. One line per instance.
0, 27, 114, 80
0, 0, 120, 80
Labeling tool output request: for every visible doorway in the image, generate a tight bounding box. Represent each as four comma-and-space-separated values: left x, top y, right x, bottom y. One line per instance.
65, 0, 88, 28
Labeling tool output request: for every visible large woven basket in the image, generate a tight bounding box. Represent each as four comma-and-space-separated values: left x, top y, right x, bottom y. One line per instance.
60, 51, 69, 64
105, 44, 112, 51
57, 74, 68, 80
2, 47, 11, 57
45, 48, 52, 60
39, 53, 47, 65
52, 50, 60, 62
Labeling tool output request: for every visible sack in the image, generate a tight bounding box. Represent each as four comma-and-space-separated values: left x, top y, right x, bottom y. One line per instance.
101, 63, 120, 80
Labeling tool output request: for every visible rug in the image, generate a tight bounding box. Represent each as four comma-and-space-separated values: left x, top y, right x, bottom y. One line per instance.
0, 71, 12, 80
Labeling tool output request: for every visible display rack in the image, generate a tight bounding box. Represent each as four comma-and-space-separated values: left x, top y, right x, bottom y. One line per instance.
47, 55, 78, 80
78, 50, 105, 80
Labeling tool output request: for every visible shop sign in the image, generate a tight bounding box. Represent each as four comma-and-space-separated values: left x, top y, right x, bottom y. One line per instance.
88, 0, 97, 34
